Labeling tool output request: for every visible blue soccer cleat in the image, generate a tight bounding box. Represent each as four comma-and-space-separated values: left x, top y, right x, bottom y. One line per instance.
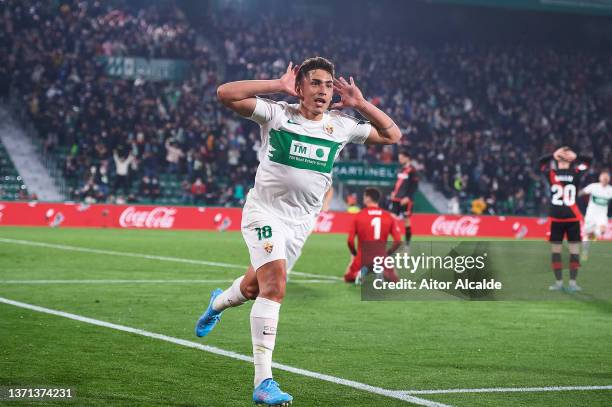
566, 284, 582, 293
253, 379, 293, 406
195, 288, 223, 337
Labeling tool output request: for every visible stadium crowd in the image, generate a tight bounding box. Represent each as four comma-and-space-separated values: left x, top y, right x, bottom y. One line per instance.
2, 0, 254, 206
2, 0, 611, 214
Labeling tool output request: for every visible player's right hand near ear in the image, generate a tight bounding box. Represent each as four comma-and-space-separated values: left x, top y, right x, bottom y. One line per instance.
278, 62, 300, 97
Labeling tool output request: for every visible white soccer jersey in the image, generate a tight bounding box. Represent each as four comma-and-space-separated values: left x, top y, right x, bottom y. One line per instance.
247, 97, 371, 222
583, 182, 612, 220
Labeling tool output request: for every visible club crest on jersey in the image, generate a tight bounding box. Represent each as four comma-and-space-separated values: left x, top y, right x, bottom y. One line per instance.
263, 241, 274, 254
324, 122, 334, 135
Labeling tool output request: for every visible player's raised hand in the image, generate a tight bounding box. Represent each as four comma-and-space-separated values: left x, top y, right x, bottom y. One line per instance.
278, 62, 300, 97
562, 149, 577, 162
332, 76, 365, 109
553, 146, 577, 162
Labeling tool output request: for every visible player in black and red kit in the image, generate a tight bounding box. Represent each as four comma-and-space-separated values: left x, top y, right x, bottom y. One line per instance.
389, 150, 419, 245
539, 146, 591, 292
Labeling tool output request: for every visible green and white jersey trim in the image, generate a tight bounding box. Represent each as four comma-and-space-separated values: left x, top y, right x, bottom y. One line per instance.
591, 195, 609, 206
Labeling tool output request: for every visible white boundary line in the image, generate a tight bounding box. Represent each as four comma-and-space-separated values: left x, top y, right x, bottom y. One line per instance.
0, 279, 337, 285
398, 385, 612, 395
2, 240, 611, 402
0, 238, 342, 281
1, 296, 610, 404
0, 296, 449, 407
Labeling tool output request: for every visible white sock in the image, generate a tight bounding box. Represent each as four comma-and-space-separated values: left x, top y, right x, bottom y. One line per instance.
582, 240, 590, 255
569, 279, 577, 287
212, 276, 248, 312
250, 297, 281, 388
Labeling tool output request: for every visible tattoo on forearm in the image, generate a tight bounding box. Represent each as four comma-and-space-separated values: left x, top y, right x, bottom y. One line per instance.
377, 122, 395, 132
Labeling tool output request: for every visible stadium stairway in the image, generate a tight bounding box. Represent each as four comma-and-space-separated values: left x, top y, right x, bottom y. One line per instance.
419, 180, 450, 213
0, 105, 63, 201
0, 139, 28, 200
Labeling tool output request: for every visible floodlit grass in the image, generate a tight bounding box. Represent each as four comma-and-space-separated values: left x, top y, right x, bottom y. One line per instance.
1, 227, 611, 406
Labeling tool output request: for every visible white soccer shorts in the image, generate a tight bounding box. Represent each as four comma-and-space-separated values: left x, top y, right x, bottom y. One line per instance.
241, 199, 315, 272
583, 215, 608, 238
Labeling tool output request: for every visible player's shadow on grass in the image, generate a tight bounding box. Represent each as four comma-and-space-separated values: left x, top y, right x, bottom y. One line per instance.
286, 281, 330, 299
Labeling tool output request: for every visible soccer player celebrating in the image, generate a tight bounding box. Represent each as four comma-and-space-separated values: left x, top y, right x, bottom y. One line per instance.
580, 169, 611, 260
539, 146, 591, 292
389, 150, 419, 245
195, 57, 401, 406
345, 187, 402, 284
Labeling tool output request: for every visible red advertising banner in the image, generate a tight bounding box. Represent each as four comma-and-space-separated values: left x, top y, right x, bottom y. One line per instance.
0, 201, 611, 240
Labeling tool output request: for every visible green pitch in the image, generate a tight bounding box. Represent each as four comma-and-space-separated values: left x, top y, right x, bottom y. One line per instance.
0, 226, 611, 406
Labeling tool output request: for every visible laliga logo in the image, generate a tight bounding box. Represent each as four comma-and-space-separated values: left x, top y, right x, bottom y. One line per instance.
213, 213, 232, 232
119, 206, 176, 229
314, 211, 334, 233
512, 222, 528, 239
45, 208, 64, 227
431, 216, 480, 237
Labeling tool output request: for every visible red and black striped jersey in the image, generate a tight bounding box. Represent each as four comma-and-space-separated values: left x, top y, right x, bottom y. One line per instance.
391, 165, 419, 202
539, 154, 591, 221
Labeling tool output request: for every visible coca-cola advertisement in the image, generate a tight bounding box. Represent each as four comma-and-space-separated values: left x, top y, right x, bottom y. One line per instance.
119, 207, 177, 229
430, 216, 481, 237
0, 201, 244, 231
0, 201, 610, 240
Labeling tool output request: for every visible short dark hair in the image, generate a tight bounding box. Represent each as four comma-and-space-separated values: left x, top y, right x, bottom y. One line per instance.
296, 56, 334, 88
398, 149, 411, 158
363, 187, 381, 204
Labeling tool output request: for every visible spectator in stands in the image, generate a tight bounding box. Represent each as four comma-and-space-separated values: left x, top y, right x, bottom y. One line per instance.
139, 176, 152, 201
165, 138, 184, 174
138, 175, 161, 202
232, 182, 245, 206
43, 132, 58, 156
191, 177, 207, 205
485, 193, 498, 215
113, 149, 134, 195
150, 176, 161, 201
80, 177, 102, 203
346, 194, 360, 214
142, 151, 159, 178
447, 196, 460, 215
471, 196, 487, 215
98, 162, 110, 198
180, 179, 192, 204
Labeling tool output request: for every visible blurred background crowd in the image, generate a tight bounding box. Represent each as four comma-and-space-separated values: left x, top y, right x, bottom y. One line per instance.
1, 0, 610, 215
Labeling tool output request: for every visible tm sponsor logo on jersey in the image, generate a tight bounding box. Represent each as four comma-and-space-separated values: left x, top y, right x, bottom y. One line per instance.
268, 129, 340, 173
289, 140, 330, 163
